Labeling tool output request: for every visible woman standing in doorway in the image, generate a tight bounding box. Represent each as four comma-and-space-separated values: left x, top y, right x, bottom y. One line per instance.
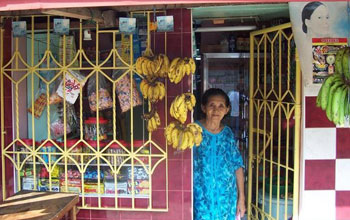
193, 88, 245, 220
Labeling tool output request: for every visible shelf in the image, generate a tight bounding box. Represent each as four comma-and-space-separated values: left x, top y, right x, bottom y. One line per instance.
24, 162, 149, 167
81, 193, 149, 198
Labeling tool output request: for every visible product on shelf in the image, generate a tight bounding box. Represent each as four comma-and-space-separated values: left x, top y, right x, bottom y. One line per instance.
66, 139, 82, 164
104, 181, 128, 195
84, 117, 108, 141
84, 182, 105, 194
38, 178, 59, 192
39, 141, 58, 164
84, 169, 104, 180
20, 168, 34, 178
16, 139, 34, 161
84, 141, 107, 164
60, 169, 82, 193
127, 166, 148, 180
22, 177, 35, 190
106, 141, 127, 166
127, 179, 149, 195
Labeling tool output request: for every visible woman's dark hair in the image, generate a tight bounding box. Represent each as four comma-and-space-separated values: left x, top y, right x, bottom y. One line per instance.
201, 88, 230, 107
301, 1, 324, 34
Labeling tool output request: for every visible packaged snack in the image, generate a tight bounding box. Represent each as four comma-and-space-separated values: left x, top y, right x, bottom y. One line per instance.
56, 69, 85, 104
16, 139, 34, 161
87, 73, 113, 111
113, 70, 142, 113
50, 103, 78, 139
27, 92, 47, 118
49, 92, 63, 105
84, 183, 104, 194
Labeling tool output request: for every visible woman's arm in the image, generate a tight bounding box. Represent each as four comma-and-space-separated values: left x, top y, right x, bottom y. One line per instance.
236, 167, 246, 218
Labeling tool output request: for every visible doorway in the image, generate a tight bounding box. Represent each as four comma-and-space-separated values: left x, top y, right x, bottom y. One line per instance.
192, 4, 301, 220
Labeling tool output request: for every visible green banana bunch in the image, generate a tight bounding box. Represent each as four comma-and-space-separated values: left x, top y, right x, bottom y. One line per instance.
316, 46, 350, 126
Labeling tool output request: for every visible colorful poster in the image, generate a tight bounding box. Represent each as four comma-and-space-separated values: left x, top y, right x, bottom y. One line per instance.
312, 38, 347, 83
289, 2, 350, 86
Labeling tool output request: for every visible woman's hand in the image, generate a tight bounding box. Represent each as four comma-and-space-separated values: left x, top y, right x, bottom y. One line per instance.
236, 167, 246, 219
236, 196, 246, 219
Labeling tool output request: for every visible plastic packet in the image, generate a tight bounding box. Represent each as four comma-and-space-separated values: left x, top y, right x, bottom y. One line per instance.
50, 103, 78, 139
87, 73, 113, 111
56, 69, 85, 104
113, 70, 142, 113
27, 91, 47, 118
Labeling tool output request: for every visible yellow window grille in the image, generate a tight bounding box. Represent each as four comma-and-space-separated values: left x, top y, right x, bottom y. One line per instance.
0, 12, 169, 211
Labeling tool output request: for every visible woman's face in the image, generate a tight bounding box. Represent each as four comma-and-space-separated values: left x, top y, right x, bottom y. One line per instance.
202, 95, 230, 123
306, 5, 330, 37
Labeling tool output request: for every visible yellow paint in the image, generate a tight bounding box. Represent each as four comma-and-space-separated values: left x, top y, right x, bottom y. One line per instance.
248, 23, 300, 220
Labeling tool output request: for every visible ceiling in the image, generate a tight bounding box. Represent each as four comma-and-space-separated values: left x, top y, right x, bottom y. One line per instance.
192, 3, 290, 21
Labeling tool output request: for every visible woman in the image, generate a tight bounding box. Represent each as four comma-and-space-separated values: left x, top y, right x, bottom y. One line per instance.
301, 1, 330, 38
193, 88, 245, 220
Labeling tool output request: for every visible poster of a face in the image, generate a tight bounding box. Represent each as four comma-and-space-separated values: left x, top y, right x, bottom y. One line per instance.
289, 2, 349, 86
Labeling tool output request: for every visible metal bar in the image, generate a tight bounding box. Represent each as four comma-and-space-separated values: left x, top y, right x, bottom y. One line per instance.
293, 49, 301, 220
247, 31, 254, 220
0, 16, 6, 200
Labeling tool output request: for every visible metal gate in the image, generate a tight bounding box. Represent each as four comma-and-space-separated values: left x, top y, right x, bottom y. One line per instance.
247, 23, 301, 220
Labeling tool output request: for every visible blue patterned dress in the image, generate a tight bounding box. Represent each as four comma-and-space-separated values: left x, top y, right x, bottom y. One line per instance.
193, 121, 244, 220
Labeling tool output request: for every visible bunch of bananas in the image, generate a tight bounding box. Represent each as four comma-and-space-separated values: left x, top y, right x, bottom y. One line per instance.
140, 79, 166, 102
143, 109, 161, 133
317, 47, 350, 126
135, 54, 170, 79
165, 122, 203, 150
168, 57, 196, 84
170, 93, 196, 124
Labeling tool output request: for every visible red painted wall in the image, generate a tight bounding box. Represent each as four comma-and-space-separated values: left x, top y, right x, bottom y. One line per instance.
1, 18, 14, 202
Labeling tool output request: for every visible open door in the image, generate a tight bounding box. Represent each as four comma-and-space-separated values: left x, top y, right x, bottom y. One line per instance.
247, 23, 301, 220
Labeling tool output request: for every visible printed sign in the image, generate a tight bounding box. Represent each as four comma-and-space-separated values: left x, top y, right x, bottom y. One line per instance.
54, 19, 70, 35
156, 16, 174, 32
289, 2, 349, 86
119, 17, 136, 34
312, 38, 347, 84
12, 21, 27, 37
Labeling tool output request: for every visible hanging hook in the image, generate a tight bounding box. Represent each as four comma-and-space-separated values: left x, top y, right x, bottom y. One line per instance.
153, 6, 156, 23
